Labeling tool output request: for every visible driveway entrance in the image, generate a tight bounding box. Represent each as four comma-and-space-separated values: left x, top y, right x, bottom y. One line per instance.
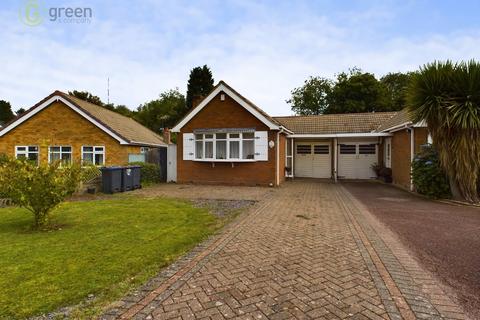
104, 181, 465, 320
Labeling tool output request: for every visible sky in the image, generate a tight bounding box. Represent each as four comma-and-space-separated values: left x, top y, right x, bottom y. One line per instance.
1, 0, 479, 116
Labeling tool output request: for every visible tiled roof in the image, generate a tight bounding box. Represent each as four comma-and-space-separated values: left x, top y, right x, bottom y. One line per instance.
60, 92, 166, 146
0, 91, 166, 147
274, 112, 399, 134
376, 110, 412, 132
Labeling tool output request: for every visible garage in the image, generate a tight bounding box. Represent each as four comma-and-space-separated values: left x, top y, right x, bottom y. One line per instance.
337, 142, 377, 179
294, 142, 331, 178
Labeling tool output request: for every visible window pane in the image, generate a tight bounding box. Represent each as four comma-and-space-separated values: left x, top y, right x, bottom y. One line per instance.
296, 145, 311, 154
242, 140, 254, 159
216, 133, 226, 139
28, 153, 38, 165
195, 134, 203, 140
205, 141, 213, 158
314, 145, 329, 154
195, 141, 203, 159
216, 140, 227, 159
94, 154, 104, 165
340, 144, 356, 154
83, 153, 94, 164
94, 147, 104, 152
83, 146, 93, 152
205, 134, 214, 139
17, 154, 26, 160
62, 146, 72, 152
359, 144, 376, 154
28, 146, 38, 152
243, 132, 254, 139
62, 153, 72, 163
17, 147, 26, 152
229, 133, 240, 139
229, 141, 240, 159
51, 146, 60, 152
50, 153, 61, 162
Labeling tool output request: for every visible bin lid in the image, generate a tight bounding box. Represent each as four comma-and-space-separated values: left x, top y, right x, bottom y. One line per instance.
100, 166, 124, 171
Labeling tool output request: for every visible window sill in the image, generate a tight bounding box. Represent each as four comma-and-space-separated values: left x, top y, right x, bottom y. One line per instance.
193, 159, 257, 163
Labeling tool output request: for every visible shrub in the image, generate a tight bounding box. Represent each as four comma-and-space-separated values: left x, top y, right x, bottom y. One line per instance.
129, 162, 161, 184
412, 146, 451, 199
0, 157, 83, 228
371, 163, 392, 183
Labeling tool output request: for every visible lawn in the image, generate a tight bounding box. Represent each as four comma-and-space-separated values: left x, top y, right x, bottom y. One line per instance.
0, 197, 225, 319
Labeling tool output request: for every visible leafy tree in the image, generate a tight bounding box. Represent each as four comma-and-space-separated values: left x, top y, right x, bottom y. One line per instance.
186, 65, 214, 110
380, 72, 413, 110
407, 60, 480, 203
0, 158, 83, 229
136, 89, 186, 133
287, 77, 333, 115
16, 108, 26, 116
68, 90, 105, 106
326, 68, 390, 114
0, 100, 15, 125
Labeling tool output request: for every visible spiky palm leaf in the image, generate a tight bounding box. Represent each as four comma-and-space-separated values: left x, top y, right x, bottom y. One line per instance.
407, 60, 480, 203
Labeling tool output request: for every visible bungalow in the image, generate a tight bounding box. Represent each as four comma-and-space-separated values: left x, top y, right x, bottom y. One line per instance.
172, 81, 428, 189
0, 91, 167, 166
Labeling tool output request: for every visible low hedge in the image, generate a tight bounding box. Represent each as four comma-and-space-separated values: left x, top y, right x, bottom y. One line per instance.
129, 162, 161, 184
411, 146, 451, 199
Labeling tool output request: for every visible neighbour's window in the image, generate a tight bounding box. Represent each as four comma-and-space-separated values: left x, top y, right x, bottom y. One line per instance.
296, 145, 311, 154
194, 132, 255, 160
49, 146, 72, 164
15, 146, 39, 165
359, 144, 376, 155
314, 145, 329, 154
140, 147, 150, 154
339, 144, 356, 154
82, 146, 105, 165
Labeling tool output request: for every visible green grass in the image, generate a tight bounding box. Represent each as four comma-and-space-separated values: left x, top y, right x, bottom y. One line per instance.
0, 198, 223, 319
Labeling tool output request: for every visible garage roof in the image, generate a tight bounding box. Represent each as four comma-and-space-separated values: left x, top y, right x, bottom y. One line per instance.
274, 112, 399, 134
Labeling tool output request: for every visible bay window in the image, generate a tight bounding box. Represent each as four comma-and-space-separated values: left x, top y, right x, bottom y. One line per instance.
194, 132, 257, 161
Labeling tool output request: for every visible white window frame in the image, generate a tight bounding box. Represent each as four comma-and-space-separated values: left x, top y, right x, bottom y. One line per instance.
48, 146, 73, 164
15, 145, 39, 165
81, 146, 105, 166
194, 132, 256, 162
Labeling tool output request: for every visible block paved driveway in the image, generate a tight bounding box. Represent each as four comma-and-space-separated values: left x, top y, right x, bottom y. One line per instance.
103, 181, 466, 320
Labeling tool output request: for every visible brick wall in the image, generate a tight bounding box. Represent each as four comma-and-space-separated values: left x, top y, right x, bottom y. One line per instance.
0, 101, 141, 165
391, 127, 429, 189
178, 92, 284, 186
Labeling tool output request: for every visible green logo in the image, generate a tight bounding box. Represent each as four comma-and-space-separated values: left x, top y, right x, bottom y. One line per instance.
19, 0, 43, 26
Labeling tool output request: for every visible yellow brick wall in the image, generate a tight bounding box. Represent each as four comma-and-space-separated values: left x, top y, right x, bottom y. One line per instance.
0, 101, 141, 165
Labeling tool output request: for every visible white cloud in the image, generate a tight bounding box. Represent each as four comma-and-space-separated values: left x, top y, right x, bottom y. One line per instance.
1, 1, 480, 117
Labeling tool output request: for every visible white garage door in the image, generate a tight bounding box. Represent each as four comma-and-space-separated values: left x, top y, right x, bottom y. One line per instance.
338, 143, 377, 179
295, 143, 331, 178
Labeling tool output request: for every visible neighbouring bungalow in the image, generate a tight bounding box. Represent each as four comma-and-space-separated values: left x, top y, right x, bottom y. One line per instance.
172, 81, 429, 189
0, 91, 167, 166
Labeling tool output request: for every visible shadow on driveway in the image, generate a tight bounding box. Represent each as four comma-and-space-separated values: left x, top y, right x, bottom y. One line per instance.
343, 181, 480, 317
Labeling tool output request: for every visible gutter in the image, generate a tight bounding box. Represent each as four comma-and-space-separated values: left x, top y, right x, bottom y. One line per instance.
287, 132, 392, 138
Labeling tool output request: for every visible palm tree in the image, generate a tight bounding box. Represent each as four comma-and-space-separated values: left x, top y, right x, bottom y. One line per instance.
407, 60, 480, 203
